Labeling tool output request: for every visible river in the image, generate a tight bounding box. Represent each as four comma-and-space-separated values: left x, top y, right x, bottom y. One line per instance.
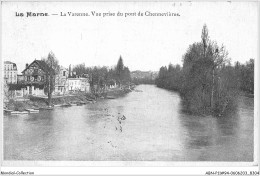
4, 85, 254, 161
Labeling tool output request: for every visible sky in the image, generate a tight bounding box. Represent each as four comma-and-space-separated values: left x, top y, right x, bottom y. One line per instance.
2, 1, 258, 73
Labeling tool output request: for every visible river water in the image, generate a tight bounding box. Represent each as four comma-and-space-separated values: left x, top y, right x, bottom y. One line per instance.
4, 85, 254, 161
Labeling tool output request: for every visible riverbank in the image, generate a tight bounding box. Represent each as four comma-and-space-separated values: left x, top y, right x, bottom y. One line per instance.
4, 86, 134, 112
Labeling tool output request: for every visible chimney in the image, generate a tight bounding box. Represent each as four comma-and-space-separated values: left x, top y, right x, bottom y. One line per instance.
26, 63, 29, 68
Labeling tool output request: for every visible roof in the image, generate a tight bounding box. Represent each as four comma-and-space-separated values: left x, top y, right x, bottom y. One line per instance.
4, 61, 17, 71
21, 60, 54, 74
4, 61, 16, 65
60, 66, 68, 70
4, 61, 17, 69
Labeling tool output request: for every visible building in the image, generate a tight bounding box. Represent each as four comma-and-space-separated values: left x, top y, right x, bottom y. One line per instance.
20, 60, 53, 96
108, 79, 117, 89
54, 66, 69, 95
67, 77, 90, 93
17, 74, 25, 83
4, 61, 18, 84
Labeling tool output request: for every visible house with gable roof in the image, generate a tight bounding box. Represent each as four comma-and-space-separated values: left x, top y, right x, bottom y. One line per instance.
19, 59, 54, 96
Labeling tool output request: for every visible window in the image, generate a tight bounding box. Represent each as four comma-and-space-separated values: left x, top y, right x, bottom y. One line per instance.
63, 71, 66, 76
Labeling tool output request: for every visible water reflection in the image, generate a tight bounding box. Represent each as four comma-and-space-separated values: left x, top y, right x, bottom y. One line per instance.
4, 85, 254, 161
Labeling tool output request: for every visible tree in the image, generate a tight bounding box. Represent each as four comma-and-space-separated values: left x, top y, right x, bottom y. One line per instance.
122, 66, 131, 84
42, 51, 60, 106
116, 56, 124, 86
180, 25, 231, 115
72, 63, 86, 76
245, 59, 254, 94
200, 24, 229, 109
155, 63, 183, 91
209, 41, 229, 109
235, 59, 254, 94
201, 24, 209, 57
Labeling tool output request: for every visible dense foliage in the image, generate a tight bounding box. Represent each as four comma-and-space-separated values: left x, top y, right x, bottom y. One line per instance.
72, 56, 131, 90
131, 71, 157, 85
234, 59, 254, 94
155, 25, 254, 116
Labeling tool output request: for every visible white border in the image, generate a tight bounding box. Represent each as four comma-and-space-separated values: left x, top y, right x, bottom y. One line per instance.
0, 0, 259, 175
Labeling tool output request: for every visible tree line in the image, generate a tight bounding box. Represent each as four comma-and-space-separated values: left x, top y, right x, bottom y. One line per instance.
155, 24, 254, 116
72, 55, 131, 89
131, 71, 158, 85
132, 77, 155, 85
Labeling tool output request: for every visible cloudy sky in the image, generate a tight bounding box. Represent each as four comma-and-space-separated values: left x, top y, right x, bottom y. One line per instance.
2, 2, 258, 73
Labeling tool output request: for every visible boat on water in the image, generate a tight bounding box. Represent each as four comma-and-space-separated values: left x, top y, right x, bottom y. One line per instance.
53, 104, 62, 107
4, 109, 12, 114
25, 109, 39, 113
39, 106, 54, 110
106, 96, 116, 99
61, 103, 71, 107
4, 109, 29, 115
11, 111, 29, 115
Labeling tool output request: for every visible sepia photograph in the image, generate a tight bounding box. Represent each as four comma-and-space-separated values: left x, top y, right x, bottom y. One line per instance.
1, 1, 259, 175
